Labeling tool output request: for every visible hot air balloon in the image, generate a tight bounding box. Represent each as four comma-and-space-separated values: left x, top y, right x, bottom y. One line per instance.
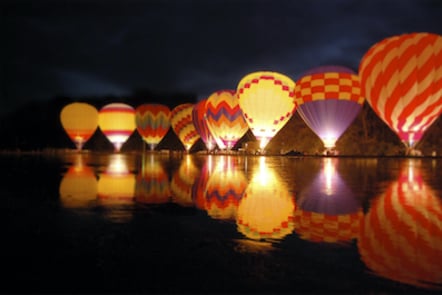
192, 99, 216, 151
60, 102, 98, 151
170, 103, 200, 152
236, 157, 295, 240
98, 103, 136, 152
358, 160, 442, 290
294, 66, 364, 151
237, 71, 296, 151
205, 90, 249, 150
135, 104, 171, 151
293, 158, 363, 244
359, 32, 442, 150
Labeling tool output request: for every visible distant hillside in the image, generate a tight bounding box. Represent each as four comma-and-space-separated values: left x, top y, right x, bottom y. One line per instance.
0, 93, 441, 156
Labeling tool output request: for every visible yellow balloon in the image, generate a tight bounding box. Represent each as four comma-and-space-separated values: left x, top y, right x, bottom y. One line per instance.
60, 102, 98, 150
237, 71, 296, 149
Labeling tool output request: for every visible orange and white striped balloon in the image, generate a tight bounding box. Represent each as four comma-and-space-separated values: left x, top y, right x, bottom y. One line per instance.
98, 103, 136, 152
359, 32, 442, 147
170, 103, 200, 152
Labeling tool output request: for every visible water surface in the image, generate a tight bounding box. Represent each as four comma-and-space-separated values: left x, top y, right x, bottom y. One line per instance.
3, 152, 442, 294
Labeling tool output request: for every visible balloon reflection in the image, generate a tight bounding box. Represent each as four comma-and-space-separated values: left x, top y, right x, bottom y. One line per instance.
358, 160, 442, 290
97, 154, 136, 222
294, 158, 363, 244
59, 154, 97, 208
135, 153, 171, 204
236, 157, 295, 240
204, 156, 247, 220
192, 155, 215, 210
170, 155, 199, 207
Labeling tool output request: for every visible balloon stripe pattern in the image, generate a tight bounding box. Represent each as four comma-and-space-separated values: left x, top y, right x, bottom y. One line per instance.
171, 103, 200, 151
294, 72, 364, 105
293, 210, 363, 243
135, 104, 171, 149
359, 32, 442, 146
98, 103, 136, 152
237, 71, 296, 149
294, 66, 364, 149
205, 90, 249, 149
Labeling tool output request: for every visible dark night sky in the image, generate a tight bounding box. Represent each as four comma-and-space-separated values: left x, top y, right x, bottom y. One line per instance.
2, 0, 442, 114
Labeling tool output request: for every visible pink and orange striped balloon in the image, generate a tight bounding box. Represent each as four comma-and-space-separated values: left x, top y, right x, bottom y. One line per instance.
192, 99, 216, 151
98, 103, 136, 152
359, 32, 442, 147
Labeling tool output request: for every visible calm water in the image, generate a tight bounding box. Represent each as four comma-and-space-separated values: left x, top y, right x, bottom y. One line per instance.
2, 151, 442, 294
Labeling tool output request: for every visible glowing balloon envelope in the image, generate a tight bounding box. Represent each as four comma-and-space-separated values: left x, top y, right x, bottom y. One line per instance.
358, 160, 442, 290
294, 66, 364, 149
192, 99, 217, 151
237, 71, 296, 150
135, 104, 171, 151
170, 103, 200, 152
98, 103, 136, 152
359, 32, 442, 148
205, 90, 249, 150
60, 102, 98, 150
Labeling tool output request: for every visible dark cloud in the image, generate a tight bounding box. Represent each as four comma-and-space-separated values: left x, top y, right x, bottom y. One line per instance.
2, 0, 442, 113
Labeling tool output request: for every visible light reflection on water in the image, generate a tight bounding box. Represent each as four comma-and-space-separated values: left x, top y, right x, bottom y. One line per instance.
55, 152, 442, 292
